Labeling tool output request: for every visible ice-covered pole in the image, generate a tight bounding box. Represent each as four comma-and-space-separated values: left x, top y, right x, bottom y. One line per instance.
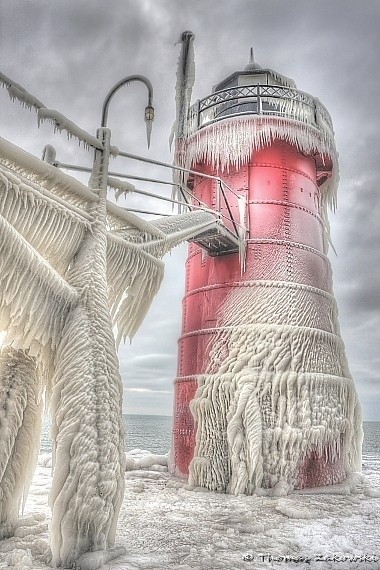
49, 126, 127, 567
171, 39, 363, 494
47, 71, 156, 565
170, 30, 195, 204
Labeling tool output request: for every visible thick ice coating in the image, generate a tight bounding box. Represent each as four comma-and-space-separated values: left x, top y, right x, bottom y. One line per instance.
0, 132, 220, 566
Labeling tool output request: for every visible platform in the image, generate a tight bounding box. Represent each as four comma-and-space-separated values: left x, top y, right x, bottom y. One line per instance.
189, 222, 240, 256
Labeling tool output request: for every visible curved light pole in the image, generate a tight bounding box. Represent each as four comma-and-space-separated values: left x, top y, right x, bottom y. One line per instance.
0, 67, 160, 568
100, 74, 154, 148
56, 75, 156, 567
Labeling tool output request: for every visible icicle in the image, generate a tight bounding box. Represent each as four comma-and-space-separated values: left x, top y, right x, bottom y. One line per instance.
0, 132, 225, 567
183, 114, 339, 213
267, 69, 297, 89
0, 72, 104, 153
0, 213, 78, 354
37, 109, 103, 151
0, 164, 89, 275
0, 72, 46, 111
186, 115, 336, 173
107, 176, 136, 200
108, 209, 218, 342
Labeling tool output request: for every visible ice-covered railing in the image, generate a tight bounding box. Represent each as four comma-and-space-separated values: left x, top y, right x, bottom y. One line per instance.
187, 84, 334, 138
0, 72, 107, 151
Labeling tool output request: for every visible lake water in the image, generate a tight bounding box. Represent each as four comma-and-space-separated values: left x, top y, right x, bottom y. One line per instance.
39, 414, 172, 455
39, 417, 380, 471
124, 414, 172, 454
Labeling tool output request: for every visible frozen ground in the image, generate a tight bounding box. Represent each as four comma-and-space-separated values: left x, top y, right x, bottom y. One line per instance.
0, 450, 379, 570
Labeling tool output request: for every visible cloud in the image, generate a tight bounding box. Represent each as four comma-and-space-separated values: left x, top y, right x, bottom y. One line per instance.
1, 0, 379, 419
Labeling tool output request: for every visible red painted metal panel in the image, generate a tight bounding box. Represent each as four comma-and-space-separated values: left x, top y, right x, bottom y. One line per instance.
172, 378, 198, 477
171, 140, 333, 479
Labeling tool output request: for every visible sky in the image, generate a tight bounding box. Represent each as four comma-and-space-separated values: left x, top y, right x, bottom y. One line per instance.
0, 0, 379, 420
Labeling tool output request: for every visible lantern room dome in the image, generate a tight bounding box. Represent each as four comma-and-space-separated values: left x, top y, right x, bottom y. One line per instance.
213, 47, 297, 92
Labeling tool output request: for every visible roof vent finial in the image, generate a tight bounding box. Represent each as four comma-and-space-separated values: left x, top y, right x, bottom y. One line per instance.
244, 47, 261, 71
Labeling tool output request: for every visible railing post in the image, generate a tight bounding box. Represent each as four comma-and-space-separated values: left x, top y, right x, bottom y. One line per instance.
257, 84, 262, 115
313, 100, 319, 128
196, 99, 201, 129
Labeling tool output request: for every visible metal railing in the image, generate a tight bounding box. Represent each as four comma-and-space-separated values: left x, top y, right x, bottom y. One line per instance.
187, 84, 333, 136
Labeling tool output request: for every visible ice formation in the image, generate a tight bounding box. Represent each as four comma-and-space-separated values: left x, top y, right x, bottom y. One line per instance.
1, 448, 379, 570
188, 280, 363, 494
0, 125, 220, 566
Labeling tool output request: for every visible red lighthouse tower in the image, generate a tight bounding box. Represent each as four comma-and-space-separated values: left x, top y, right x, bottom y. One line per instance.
171, 43, 362, 493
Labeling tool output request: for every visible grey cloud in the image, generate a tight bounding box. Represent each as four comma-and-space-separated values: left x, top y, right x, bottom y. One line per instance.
0, 0, 379, 418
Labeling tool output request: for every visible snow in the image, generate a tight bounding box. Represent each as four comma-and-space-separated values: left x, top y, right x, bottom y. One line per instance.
0, 450, 378, 569
125, 449, 168, 472
74, 547, 127, 570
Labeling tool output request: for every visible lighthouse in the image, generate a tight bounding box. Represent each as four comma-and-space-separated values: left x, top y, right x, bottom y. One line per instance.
171, 38, 362, 494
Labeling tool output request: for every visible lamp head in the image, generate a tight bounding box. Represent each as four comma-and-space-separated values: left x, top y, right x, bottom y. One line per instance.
145, 104, 154, 148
